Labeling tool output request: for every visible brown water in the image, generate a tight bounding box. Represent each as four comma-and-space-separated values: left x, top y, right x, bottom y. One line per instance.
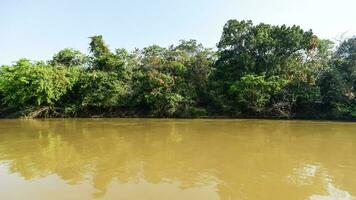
0, 119, 355, 200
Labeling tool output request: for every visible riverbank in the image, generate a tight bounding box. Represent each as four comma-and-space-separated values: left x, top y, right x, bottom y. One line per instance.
1, 106, 355, 121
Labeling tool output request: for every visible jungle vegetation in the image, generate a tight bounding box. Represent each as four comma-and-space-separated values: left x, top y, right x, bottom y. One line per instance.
0, 20, 355, 119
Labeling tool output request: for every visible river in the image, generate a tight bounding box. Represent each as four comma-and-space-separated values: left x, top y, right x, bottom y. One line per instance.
0, 119, 355, 200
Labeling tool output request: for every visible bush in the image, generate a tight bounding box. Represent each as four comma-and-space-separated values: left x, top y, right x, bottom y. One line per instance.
0, 59, 80, 108
76, 71, 127, 108
229, 75, 288, 114
134, 70, 185, 117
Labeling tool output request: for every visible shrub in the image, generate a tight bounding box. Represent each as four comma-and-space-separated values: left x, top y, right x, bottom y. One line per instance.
229, 75, 288, 114
0, 59, 80, 108
77, 71, 127, 108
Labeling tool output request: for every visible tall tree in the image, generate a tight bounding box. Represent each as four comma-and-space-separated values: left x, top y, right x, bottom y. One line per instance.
51, 48, 87, 67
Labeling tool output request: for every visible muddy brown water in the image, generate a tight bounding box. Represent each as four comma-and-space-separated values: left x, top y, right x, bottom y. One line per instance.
0, 119, 355, 200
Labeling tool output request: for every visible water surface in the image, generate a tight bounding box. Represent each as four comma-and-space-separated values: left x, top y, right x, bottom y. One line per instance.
0, 119, 355, 200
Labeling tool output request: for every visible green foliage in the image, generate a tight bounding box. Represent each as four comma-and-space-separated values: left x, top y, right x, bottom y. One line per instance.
175, 40, 216, 105
137, 70, 184, 117
51, 48, 87, 67
132, 45, 185, 117
0, 21, 354, 119
89, 36, 133, 80
317, 37, 356, 118
210, 20, 334, 118
335, 37, 356, 90
229, 75, 288, 114
319, 68, 346, 106
215, 20, 315, 83
0, 59, 79, 107
130, 40, 215, 117
77, 71, 127, 108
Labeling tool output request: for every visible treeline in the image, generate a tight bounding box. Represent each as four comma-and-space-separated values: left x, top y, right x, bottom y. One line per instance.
0, 20, 355, 119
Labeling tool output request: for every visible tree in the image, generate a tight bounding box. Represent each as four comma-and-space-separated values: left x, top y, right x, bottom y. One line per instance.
88, 35, 134, 82
0, 59, 80, 108
137, 70, 184, 116
76, 71, 127, 109
174, 40, 216, 107
131, 45, 186, 116
335, 37, 356, 93
229, 75, 288, 114
318, 37, 356, 118
0, 20, 353, 119
210, 20, 319, 115
51, 48, 87, 67
130, 41, 215, 117
214, 20, 316, 82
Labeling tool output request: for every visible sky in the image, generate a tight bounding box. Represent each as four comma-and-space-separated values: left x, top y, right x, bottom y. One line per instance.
0, 0, 355, 65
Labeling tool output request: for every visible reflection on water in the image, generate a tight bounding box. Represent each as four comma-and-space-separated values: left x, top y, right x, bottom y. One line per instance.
310, 183, 356, 200
0, 119, 355, 200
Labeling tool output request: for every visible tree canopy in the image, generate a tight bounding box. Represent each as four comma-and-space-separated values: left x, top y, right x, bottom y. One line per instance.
0, 20, 355, 119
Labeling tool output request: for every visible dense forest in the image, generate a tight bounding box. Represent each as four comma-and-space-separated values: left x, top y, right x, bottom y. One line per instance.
0, 20, 355, 119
